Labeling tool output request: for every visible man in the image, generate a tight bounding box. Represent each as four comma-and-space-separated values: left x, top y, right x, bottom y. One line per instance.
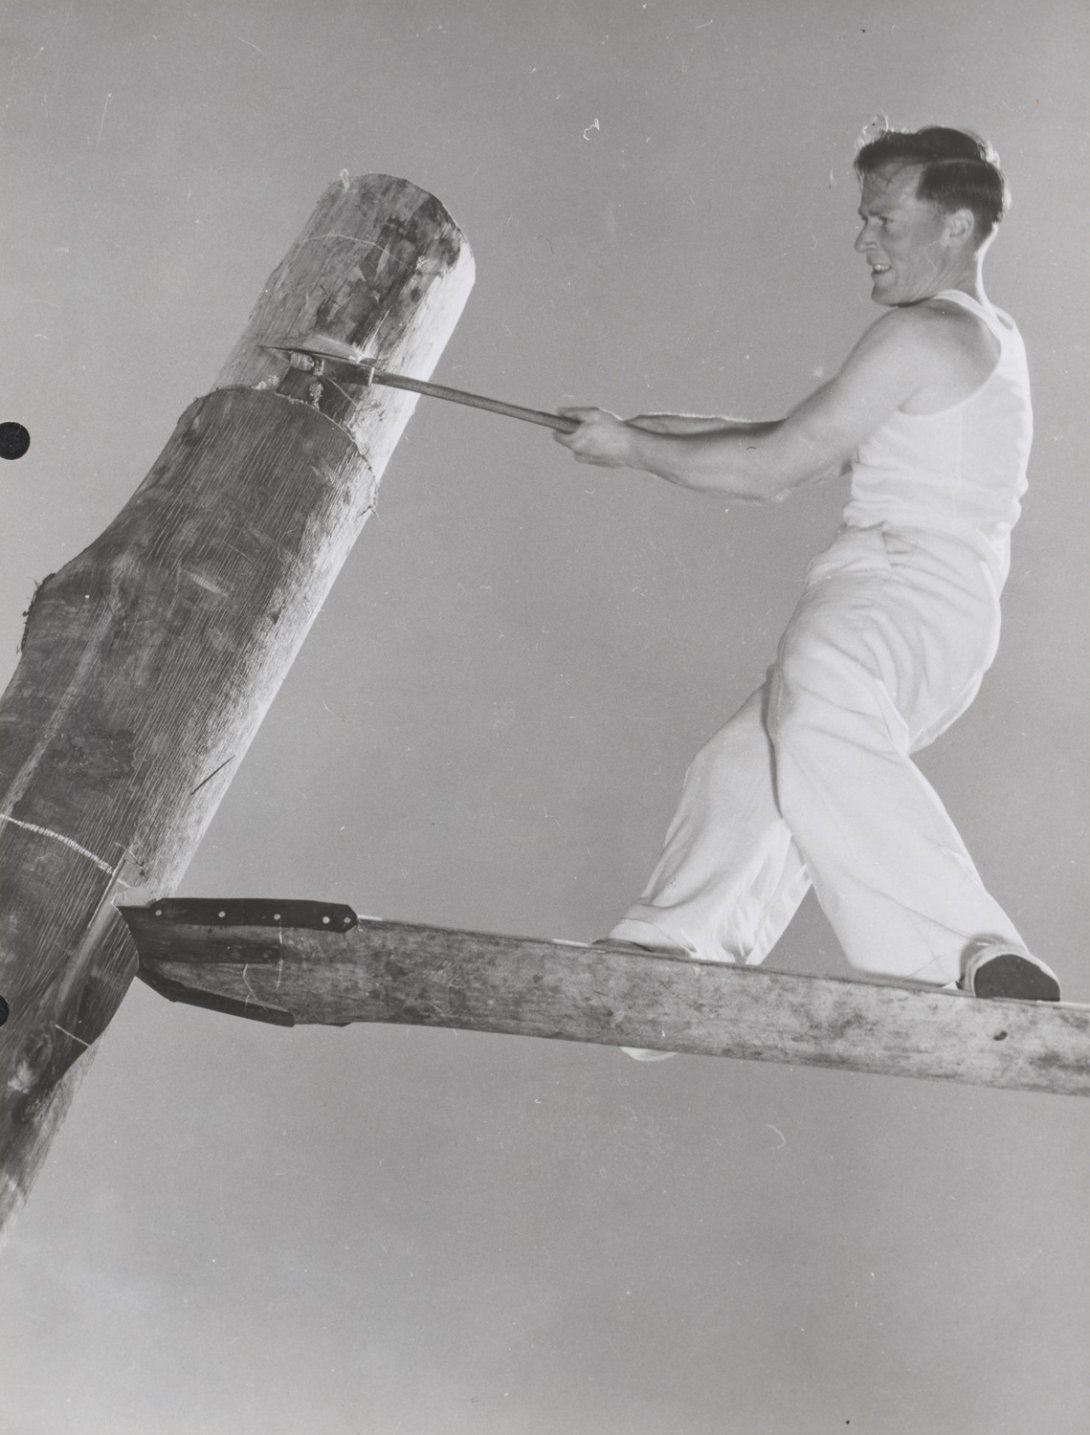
553, 124, 1060, 1053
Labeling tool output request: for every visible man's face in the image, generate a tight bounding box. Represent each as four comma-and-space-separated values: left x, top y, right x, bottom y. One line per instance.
854, 163, 964, 306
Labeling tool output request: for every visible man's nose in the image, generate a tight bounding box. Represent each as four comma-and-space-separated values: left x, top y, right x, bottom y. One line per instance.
854, 224, 871, 253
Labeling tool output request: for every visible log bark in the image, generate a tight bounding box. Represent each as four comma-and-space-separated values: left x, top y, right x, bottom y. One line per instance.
125, 903, 1090, 1098
0, 176, 473, 1233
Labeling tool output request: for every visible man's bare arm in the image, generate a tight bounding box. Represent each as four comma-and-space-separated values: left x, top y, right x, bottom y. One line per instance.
556, 309, 938, 502
626, 413, 775, 437
624, 413, 851, 484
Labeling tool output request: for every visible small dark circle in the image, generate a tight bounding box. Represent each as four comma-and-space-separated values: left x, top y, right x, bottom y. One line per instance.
0, 423, 30, 460
0, 996, 9, 1026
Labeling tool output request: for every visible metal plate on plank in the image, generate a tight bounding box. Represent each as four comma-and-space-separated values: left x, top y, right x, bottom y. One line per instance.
123, 898, 359, 933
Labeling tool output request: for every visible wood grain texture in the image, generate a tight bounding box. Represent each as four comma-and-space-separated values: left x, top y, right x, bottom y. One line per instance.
0, 176, 473, 1232
125, 907, 1090, 1097
216, 172, 475, 470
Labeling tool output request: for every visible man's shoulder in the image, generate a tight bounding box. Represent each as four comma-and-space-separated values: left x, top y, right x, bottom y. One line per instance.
845, 306, 946, 385
857, 301, 996, 378
863, 300, 961, 342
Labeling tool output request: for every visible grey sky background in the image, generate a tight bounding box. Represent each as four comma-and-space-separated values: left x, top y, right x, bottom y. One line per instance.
1, 1, 1087, 1432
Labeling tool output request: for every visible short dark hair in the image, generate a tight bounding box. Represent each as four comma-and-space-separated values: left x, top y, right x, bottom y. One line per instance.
854, 124, 1009, 240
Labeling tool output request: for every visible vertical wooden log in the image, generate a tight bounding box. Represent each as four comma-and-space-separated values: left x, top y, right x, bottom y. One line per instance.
0, 175, 474, 1234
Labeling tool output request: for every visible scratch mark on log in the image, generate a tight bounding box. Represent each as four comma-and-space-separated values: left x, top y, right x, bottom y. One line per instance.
188, 756, 235, 797
309, 235, 407, 268
241, 964, 258, 1007
322, 376, 367, 409
0, 814, 116, 875
53, 1024, 91, 1051
206, 541, 250, 563
185, 572, 229, 597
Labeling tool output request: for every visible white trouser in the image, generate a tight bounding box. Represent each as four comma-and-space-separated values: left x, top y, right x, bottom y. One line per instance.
609, 523, 1025, 986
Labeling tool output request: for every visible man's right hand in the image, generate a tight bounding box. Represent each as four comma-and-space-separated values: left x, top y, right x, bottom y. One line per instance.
553, 407, 638, 468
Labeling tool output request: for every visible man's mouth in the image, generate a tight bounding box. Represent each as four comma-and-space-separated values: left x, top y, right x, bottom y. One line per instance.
870, 264, 892, 275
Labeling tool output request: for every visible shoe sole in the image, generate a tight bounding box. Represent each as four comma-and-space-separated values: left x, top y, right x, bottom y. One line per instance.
969, 953, 1061, 1002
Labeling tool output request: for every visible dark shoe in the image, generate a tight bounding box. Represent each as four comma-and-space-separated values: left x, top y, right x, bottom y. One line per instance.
963, 945, 1061, 1002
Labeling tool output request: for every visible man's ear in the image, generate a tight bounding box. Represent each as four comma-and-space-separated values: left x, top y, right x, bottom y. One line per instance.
944, 207, 976, 247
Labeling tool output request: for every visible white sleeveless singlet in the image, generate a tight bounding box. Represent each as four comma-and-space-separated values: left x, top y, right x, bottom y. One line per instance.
842, 290, 1033, 579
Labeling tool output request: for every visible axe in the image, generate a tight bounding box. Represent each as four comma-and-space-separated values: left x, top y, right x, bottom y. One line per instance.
265, 339, 579, 434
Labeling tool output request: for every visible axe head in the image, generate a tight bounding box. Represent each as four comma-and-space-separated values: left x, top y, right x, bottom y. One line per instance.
263, 339, 378, 383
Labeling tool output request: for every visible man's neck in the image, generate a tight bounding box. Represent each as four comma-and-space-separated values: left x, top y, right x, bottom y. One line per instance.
939, 256, 988, 306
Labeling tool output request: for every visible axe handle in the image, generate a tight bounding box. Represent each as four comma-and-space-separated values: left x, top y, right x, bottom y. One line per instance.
372, 369, 579, 433
269, 343, 580, 434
